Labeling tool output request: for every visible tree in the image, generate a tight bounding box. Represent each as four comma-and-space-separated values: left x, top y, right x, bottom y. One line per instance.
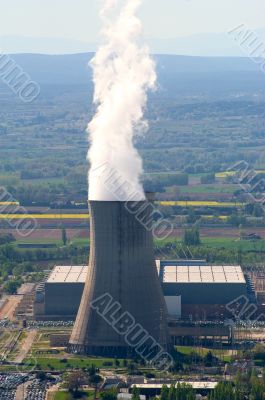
89, 374, 103, 399
131, 386, 141, 400
122, 359, 128, 368
183, 227, 201, 246
36, 371, 46, 381
204, 351, 214, 367
253, 203, 264, 217
186, 208, 198, 224
114, 359, 120, 368
168, 384, 176, 400
64, 371, 87, 394
160, 384, 169, 400
0, 234, 15, 245
62, 228, 67, 246
127, 361, 137, 375
3, 279, 22, 294
100, 389, 118, 400
249, 369, 264, 400
201, 173, 215, 184
209, 382, 236, 400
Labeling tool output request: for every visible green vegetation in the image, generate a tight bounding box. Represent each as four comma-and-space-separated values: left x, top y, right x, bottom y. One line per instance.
26, 357, 122, 371
201, 173, 215, 184
155, 235, 265, 265
183, 227, 201, 246
160, 383, 195, 400
0, 237, 89, 288
3, 278, 22, 294
62, 228, 67, 246
54, 391, 93, 400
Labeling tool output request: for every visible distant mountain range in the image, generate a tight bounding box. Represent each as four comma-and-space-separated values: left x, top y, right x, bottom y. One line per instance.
6, 53, 265, 95
1, 28, 265, 56
0, 36, 96, 55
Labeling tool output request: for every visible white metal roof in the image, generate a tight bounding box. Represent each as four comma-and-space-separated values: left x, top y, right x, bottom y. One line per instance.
133, 382, 218, 390
47, 266, 87, 283
163, 265, 245, 284
47, 264, 245, 285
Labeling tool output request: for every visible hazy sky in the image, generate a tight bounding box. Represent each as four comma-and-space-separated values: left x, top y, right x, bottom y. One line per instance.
0, 0, 264, 40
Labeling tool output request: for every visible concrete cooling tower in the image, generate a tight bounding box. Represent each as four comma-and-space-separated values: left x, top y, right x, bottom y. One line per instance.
69, 201, 170, 357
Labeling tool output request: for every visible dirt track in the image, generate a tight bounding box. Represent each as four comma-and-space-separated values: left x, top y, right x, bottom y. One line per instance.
0, 296, 21, 320
13, 330, 37, 364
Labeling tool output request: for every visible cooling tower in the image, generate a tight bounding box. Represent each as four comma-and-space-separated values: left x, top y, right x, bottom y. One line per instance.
69, 201, 170, 356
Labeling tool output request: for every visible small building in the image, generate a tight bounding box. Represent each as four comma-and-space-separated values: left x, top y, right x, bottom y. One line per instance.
130, 382, 218, 397
118, 394, 146, 400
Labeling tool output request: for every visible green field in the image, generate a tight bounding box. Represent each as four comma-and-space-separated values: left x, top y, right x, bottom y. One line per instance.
155, 236, 265, 252
177, 346, 233, 363
180, 184, 238, 194
202, 237, 265, 251
54, 391, 93, 400
26, 357, 123, 371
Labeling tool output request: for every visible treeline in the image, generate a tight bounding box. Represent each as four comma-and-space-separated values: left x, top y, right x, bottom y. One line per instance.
131, 370, 265, 400
144, 173, 189, 193
0, 242, 89, 287
160, 383, 195, 400
209, 369, 265, 399
155, 241, 265, 265
7, 174, 191, 206
0, 233, 15, 245
0, 243, 89, 265
8, 182, 87, 206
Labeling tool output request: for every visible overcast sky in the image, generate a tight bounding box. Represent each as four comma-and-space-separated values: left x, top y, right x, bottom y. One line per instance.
0, 0, 264, 41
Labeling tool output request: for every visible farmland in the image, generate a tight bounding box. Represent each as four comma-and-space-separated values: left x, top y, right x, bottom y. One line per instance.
0, 53, 265, 277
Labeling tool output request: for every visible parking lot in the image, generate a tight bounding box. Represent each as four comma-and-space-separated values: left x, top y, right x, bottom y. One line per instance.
25, 379, 47, 400
0, 374, 29, 400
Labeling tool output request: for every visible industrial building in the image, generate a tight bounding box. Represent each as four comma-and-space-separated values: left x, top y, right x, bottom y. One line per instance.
160, 262, 248, 318
35, 261, 251, 322
38, 266, 87, 319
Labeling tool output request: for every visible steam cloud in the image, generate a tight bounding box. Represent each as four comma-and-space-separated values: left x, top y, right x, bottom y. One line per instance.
88, 0, 156, 201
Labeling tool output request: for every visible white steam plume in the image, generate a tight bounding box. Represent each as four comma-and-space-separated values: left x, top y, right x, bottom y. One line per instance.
88, 0, 156, 201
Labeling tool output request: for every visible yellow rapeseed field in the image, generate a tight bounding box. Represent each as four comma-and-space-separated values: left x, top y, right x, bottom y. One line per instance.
0, 214, 90, 219
0, 200, 244, 220
215, 171, 236, 178
0, 202, 19, 205
216, 169, 265, 178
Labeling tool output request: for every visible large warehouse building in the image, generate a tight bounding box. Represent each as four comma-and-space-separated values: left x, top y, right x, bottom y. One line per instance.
34, 261, 252, 321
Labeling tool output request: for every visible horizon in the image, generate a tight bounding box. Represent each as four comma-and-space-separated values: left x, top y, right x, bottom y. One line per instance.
1, 0, 265, 56
4, 51, 260, 59
2, 27, 265, 56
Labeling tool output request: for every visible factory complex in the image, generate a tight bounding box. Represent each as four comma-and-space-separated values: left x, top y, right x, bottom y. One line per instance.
34, 261, 251, 322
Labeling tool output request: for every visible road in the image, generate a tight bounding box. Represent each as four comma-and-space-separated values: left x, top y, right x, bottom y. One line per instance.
0, 295, 21, 320
15, 381, 32, 400
13, 330, 37, 364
